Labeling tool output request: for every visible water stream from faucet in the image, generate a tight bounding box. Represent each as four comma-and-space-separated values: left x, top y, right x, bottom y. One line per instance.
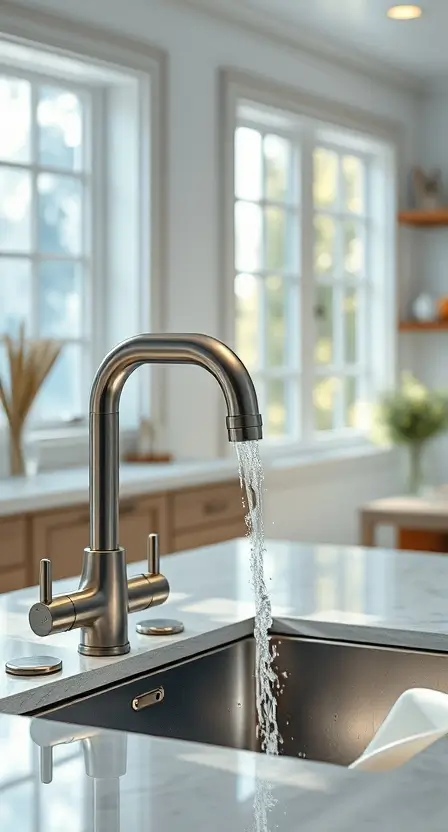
236, 440, 281, 755
237, 441, 281, 832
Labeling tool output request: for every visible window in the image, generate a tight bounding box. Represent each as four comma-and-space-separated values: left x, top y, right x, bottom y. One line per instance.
232, 97, 394, 447
0, 70, 90, 424
234, 126, 300, 439
313, 145, 369, 433
0, 31, 161, 450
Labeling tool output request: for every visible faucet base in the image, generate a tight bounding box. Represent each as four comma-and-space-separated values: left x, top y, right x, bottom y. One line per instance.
76, 547, 131, 657
78, 642, 131, 657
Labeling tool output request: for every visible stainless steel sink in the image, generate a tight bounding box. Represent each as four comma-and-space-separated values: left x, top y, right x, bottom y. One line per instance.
34, 636, 448, 766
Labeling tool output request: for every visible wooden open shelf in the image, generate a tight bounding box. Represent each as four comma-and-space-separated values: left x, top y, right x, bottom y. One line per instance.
399, 320, 448, 332
398, 209, 448, 226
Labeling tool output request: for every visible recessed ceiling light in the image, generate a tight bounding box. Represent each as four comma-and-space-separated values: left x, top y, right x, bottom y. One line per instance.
387, 4, 422, 20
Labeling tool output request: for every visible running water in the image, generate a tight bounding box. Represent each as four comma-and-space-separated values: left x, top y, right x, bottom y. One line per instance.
236, 440, 281, 756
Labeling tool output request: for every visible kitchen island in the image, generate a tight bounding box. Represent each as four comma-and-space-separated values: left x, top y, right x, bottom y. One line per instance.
0, 538, 448, 830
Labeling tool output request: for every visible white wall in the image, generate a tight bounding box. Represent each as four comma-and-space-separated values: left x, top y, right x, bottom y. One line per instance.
265, 450, 398, 547
0, 0, 420, 542
402, 88, 448, 484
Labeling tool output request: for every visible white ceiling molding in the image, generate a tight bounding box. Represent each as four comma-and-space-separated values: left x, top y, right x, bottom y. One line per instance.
170, 0, 424, 94
0, 0, 166, 72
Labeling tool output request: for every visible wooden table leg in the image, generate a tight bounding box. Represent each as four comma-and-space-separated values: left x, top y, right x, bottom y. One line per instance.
360, 513, 376, 547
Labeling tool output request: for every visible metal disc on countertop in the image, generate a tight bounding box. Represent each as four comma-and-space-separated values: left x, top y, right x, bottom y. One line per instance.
136, 619, 184, 636
5, 656, 63, 677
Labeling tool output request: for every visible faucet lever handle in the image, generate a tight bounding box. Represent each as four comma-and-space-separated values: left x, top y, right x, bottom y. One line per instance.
147, 533, 159, 575
39, 559, 53, 605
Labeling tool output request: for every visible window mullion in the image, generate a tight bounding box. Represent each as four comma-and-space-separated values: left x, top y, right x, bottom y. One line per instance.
300, 127, 315, 444
30, 80, 39, 340
87, 87, 103, 390
334, 154, 345, 430
359, 159, 372, 408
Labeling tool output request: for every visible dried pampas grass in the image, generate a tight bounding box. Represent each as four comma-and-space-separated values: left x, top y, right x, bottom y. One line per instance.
0, 324, 61, 475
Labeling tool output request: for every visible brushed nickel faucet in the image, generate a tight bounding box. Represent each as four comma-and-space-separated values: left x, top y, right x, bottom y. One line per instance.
29, 334, 263, 657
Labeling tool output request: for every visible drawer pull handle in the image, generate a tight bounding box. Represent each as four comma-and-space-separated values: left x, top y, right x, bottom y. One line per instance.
204, 500, 228, 515
132, 686, 164, 711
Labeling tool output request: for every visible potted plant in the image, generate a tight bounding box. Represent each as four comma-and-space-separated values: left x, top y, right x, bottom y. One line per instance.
374, 373, 448, 495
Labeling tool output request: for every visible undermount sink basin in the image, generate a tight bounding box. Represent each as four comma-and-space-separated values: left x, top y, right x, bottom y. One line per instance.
34, 636, 448, 766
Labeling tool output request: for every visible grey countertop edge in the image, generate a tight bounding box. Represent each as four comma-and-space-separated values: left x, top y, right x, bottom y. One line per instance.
6, 614, 448, 716
272, 617, 448, 652
2, 619, 255, 715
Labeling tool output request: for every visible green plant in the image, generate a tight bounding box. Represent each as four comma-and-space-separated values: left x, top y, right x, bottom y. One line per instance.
374, 373, 448, 446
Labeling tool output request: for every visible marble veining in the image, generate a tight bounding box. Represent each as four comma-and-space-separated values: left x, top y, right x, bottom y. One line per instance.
1, 711, 448, 831
1, 539, 448, 713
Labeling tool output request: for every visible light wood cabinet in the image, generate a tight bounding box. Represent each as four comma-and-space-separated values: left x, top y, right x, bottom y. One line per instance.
170, 480, 245, 552
120, 494, 169, 563
398, 529, 448, 553
172, 481, 243, 532
173, 519, 245, 552
31, 505, 89, 582
31, 494, 170, 582
0, 516, 28, 593
2, 477, 245, 592
0, 566, 28, 593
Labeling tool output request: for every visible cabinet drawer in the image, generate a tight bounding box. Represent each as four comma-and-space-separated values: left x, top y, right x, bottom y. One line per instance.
32, 506, 89, 582
0, 517, 27, 570
31, 495, 169, 582
398, 529, 448, 553
172, 482, 243, 533
119, 496, 168, 563
172, 519, 245, 552
0, 567, 28, 593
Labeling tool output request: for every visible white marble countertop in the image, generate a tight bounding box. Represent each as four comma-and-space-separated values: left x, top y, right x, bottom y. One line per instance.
1, 708, 448, 831
1, 539, 448, 830
2, 539, 448, 713
0, 458, 240, 516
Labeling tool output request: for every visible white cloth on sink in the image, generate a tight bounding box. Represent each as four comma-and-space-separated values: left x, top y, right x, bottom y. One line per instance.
350, 688, 448, 772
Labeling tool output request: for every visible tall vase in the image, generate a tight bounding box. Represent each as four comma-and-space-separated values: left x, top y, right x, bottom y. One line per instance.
8, 425, 25, 477
408, 442, 424, 495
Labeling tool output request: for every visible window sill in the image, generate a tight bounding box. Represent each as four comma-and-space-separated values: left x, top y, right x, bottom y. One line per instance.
29, 424, 90, 446
0, 424, 138, 477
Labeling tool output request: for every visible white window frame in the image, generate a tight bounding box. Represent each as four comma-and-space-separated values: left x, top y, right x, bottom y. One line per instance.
221, 69, 398, 459
0, 5, 168, 466
0, 63, 97, 428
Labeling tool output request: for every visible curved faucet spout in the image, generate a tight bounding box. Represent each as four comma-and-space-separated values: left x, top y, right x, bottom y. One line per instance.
89, 334, 262, 550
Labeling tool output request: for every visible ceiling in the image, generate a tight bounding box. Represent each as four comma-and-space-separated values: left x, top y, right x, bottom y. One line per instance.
239, 0, 448, 82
